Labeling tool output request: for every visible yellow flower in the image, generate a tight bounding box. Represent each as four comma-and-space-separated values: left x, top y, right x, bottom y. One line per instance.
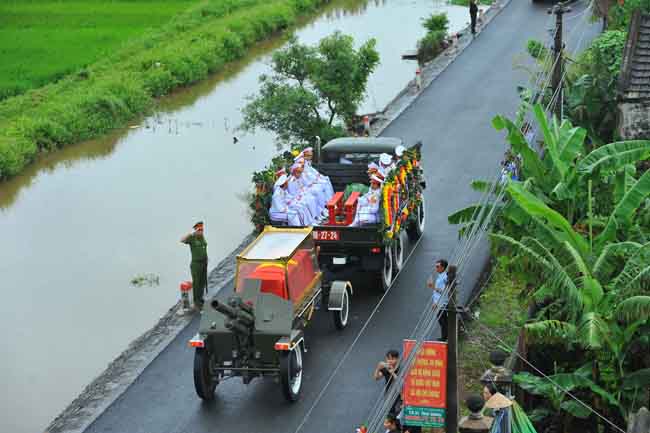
386, 231, 394, 239
291, 149, 300, 157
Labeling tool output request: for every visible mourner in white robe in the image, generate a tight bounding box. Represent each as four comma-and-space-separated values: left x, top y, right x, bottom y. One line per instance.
269, 175, 313, 226
294, 157, 328, 208
288, 164, 323, 219
300, 148, 334, 200
349, 175, 383, 227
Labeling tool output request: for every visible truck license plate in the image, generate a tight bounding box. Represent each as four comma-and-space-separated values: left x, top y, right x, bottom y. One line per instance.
333, 257, 346, 265
313, 230, 340, 241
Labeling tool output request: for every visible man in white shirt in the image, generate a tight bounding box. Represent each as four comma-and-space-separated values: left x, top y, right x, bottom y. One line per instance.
349, 174, 383, 227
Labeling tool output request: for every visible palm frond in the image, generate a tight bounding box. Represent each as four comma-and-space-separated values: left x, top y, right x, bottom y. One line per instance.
593, 241, 642, 282
596, 170, 650, 248
525, 320, 576, 345
611, 242, 650, 291
615, 296, 650, 323
576, 312, 608, 349
578, 140, 650, 175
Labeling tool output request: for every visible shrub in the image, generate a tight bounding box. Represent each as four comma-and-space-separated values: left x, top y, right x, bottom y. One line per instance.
417, 30, 446, 64
422, 13, 449, 34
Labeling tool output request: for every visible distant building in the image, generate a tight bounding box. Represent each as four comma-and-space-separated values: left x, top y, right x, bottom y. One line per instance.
617, 10, 650, 140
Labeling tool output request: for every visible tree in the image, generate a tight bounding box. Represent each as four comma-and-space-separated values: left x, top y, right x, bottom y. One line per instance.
241, 32, 379, 146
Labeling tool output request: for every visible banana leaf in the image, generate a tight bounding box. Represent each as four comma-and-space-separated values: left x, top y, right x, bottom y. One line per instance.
578, 140, 650, 175
596, 170, 650, 248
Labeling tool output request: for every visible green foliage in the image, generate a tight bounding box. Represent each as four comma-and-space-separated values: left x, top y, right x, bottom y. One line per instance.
565, 30, 627, 143
451, 105, 650, 428
526, 39, 548, 60
241, 32, 379, 146
416, 13, 449, 64
422, 13, 449, 34
608, 0, 650, 31
0, 0, 198, 100
417, 31, 447, 64
0, 0, 327, 180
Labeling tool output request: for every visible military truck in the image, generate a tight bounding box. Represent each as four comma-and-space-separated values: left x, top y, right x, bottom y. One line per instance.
189, 226, 352, 402
310, 137, 426, 291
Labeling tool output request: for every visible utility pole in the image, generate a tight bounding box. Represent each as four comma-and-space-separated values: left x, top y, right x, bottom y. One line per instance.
446, 265, 459, 433
549, 1, 571, 122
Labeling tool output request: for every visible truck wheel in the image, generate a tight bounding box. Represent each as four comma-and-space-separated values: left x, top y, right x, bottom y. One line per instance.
332, 287, 350, 330
393, 232, 405, 273
280, 345, 303, 402
193, 348, 217, 400
407, 197, 426, 241
376, 245, 393, 292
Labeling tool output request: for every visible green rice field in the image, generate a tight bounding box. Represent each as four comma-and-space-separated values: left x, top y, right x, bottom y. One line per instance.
0, 0, 197, 99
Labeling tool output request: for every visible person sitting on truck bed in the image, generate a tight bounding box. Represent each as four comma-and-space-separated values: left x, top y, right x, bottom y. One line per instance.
294, 157, 328, 208
301, 147, 334, 198
349, 174, 383, 227
288, 163, 326, 221
378, 153, 395, 177
295, 155, 332, 206
270, 174, 313, 226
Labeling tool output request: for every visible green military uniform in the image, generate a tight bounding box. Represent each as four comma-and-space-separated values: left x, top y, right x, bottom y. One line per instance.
183, 233, 208, 307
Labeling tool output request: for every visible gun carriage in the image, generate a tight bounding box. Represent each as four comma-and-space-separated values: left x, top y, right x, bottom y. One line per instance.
189, 226, 352, 402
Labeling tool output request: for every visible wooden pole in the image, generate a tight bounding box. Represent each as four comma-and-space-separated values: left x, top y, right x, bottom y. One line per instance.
446, 265, 459, 433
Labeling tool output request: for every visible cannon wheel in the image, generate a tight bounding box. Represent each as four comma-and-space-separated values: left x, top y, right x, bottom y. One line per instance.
280, 345, 303, 402
407, 197, 426, 241
194, 348, 217, 400
393, 231, 405, 273
332, 286, 350, 330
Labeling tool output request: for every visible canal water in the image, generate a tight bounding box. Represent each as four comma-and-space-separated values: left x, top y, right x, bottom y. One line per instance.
0, 1, 473, 432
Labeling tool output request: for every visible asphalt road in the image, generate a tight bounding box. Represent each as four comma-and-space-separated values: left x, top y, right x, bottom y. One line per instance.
85, 1, 599, 432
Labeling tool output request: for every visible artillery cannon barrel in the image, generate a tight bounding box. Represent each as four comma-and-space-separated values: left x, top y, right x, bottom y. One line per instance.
211, 299, 237, 319
225, 319, 251, 336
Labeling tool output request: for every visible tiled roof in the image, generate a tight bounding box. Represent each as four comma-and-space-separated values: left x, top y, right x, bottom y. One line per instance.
619, 11, 650, 101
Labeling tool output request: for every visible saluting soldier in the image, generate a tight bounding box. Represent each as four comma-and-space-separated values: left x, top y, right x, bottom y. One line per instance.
181, 221, 208, 309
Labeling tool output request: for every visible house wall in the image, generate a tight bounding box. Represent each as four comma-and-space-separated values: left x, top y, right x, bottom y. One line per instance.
618, 100, 650, 139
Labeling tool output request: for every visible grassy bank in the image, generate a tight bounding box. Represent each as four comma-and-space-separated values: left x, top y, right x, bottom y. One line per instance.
0, 0, 325, 181
458, 257, 527, 405
0, 0, 199, 100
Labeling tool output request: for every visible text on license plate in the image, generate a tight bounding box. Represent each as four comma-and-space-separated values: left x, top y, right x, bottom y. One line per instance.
313, 230, 340, 241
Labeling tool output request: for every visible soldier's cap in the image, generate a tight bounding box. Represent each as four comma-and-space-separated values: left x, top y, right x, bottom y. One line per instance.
379, 153, 392, 165
370, 174, 384, 184
303, 147, 313, 153
290, 162, 302, 172
275, 174, 289, 188
275, 167, 287, 177
193, 221, 204, 229
367, 162, 379, 171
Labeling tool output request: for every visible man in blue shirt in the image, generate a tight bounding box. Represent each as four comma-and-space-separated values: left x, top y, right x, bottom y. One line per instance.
429, 259, 449, 341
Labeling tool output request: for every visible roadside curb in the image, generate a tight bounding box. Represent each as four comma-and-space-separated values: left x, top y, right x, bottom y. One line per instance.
46, 234, 255, 433
371, 0, 513, 136
46, 2, 514, 432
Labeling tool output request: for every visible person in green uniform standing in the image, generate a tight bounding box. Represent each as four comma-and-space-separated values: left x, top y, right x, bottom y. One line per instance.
181, 221, 208, 310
